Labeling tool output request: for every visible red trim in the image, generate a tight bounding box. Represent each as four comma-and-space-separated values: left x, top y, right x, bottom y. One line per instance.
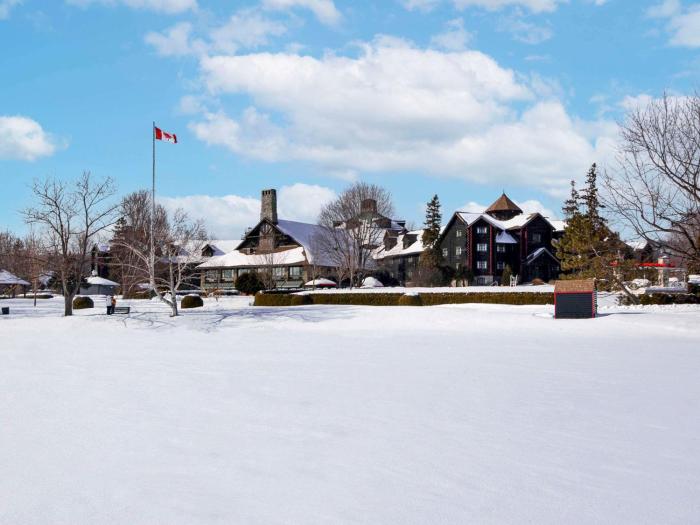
490, 225, 494, 273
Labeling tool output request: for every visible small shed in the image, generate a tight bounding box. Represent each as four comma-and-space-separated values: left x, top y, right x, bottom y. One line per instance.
80, 275, 120, 296
554, 279, 596, 319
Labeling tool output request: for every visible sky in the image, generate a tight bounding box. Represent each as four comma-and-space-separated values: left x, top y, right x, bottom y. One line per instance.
2, 0, 700, 239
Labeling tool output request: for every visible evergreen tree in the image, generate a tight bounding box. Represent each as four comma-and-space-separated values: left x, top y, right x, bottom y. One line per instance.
420, 195, 443, 269
562, 180, 580, 220
500, 264, 513, 286
417, 195, 444, 285
555, 163, 638, 301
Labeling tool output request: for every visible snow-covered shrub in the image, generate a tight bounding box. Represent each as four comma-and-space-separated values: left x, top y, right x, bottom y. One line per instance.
181, 294, 204, 309
72, 296, 94, 309
398, 293, 423, 306
639, 293, 699, 305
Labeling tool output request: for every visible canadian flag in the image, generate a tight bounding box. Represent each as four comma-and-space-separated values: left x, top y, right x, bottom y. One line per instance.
154, 126, 177, 143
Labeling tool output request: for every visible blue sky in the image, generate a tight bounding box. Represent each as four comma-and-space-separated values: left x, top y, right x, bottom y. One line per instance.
2, 0, 700, 238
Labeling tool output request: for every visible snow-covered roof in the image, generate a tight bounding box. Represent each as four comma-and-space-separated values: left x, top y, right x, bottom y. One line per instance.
198, 246, 308, 269
550, 220, 566, 232
374, 230, 426, 260
495, 231, 518, 244
0, 269, 30, 286
524, 247, 558, 265
86, 275, 120, 286
204, 239, 242, 256
455, 211, 559, 232
626, 240, 648, 251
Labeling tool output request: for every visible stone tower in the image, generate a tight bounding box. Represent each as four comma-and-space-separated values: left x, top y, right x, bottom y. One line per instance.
260, 188, 278, 224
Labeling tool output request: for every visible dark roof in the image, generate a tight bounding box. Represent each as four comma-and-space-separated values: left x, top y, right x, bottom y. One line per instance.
554, 279, 596, 293
485, 193, 522, 214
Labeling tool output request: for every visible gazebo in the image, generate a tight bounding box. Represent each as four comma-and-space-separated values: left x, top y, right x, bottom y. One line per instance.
80, 275, 120, 296
0, 269, 30, 297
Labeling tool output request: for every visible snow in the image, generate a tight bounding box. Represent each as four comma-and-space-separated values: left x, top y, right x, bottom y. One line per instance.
375, 230, 426, 259
306, 284, 556, 294
304, 278, 337, 287
198, 246, 307, 268
1, 296, 700, 523
361, 276, 384, 288
0, 269, 30, 286
86, 275, 120, 286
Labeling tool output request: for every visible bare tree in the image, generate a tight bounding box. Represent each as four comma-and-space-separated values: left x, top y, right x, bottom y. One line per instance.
603, 93, 700, 271
111, 191, 207, 316
314, 182, 394, 287
23, 172, 118, 316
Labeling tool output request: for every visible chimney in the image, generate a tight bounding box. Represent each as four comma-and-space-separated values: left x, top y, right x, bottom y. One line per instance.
260, 188, 278, 224
361, 198, 377, 215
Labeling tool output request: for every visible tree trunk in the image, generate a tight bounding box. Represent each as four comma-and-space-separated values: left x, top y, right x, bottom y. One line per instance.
64, 293, 73, 316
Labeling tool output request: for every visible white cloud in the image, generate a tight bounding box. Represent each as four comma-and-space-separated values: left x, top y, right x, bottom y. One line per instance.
158, 183, 336, 238
497, 12, 552, 44
189, 38, 613, 196
430, 18, 472, 51
145, 22, 200, 57
145, 9, 287, 57
66, 0, 197, 14
647, 0, 700, 48
400, 0, 441, 12
262, 0, 341, 25
0, 0, 21, 20
452, 0, 563, 13
0, 116, 59, 161
400, 0, 564, 12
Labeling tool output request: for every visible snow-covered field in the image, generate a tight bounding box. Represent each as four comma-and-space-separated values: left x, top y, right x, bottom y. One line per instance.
1, 296, 699, 524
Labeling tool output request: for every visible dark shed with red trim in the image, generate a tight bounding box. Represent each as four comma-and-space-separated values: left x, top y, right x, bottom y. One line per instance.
554, 279, 596, 319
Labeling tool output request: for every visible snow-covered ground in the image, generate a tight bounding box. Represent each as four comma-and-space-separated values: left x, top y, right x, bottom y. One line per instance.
1, 296, 699, 524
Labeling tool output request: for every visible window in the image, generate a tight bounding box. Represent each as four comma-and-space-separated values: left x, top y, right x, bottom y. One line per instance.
442, 247, 448, 257
205, 270, 219, 283
497, 245, 506, 253
222, 269, 235, 282
496, 261, 505, 270
476, 226, 488, 234
456, 229, 463, 237
532, 233, 542, 243
476, 260, 487, 270
273, 267, 285, 278
455, 246, 463, 256
289, 266, 302, 278
477, 243, 488, 252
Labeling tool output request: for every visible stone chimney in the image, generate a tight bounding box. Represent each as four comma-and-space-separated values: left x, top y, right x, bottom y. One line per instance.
361, 198, 378, 215
260, 188, 278, 224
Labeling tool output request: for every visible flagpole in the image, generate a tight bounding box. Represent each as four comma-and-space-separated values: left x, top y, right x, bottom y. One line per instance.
151, 121, 156, 286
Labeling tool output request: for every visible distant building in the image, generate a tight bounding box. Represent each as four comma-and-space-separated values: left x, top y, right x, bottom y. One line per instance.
377, 193, 565, 286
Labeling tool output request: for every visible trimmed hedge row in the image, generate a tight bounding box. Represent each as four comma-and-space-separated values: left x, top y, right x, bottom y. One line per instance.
255, 291, 554, 307
639, 293, 700, 305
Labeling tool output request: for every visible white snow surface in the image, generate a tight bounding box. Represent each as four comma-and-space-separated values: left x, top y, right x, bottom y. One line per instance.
1, 296, 699, 524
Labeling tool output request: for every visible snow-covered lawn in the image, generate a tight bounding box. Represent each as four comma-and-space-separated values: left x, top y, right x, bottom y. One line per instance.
1, 297, 699, 524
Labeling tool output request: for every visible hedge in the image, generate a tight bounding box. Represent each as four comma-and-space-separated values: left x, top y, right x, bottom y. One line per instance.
398, 293, 423, 306
73, 296, 94, 309
255, 291, 554, 307
181, 294, 204, 309
638, 293, 700, 305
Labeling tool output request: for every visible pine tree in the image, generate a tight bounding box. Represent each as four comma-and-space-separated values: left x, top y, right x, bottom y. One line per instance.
555, 163, 637, 301
417, 195, 444, 285
562, 180, 580, 220
500, 264, 513, 286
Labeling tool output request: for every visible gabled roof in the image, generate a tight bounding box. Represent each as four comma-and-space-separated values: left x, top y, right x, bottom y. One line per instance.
485, 193, 522, 215
374, 229, 427, 260
495, 231, 518, 244
203, 240, 242, 256
0, 269, 30, 286
523, 247, 558, 265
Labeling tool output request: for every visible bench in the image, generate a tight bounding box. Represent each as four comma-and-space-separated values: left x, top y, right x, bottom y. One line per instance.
114, 306, 130, 315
